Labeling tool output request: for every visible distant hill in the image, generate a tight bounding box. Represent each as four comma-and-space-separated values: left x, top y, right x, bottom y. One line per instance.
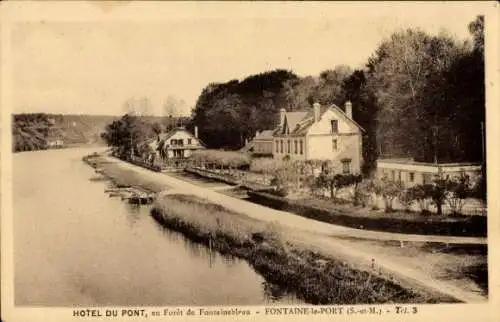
13, 114, 120, 152
12, 113, 190, 152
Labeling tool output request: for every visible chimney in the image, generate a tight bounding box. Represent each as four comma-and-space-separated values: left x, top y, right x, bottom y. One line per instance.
345, 101, 353, 119
313, 102, 321, 123
194, 126, 198, 138
255, 130, 260, 137
279, 108, 286, 126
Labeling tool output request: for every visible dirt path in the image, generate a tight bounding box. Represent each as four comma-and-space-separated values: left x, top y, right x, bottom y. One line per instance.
103, 156, 487, 303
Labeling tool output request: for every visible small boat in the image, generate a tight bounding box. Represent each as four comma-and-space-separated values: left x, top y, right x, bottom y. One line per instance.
123, 192, 155, 205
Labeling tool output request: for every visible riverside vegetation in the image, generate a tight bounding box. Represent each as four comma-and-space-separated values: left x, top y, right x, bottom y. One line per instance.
182, 150, 486, 236
150, 194, 457, 304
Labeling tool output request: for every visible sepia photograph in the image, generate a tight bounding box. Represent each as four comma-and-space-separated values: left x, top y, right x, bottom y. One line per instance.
1, 1, 498, 321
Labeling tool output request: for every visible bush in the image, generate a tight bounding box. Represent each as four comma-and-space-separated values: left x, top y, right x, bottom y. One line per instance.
191, 150, 251, 170
407, 185, 432, 214
445, 174, 472, 215
428, 179, 447, 216
372, 177, 403, 213
250, 158, 287, 174
398, 189, 415, 213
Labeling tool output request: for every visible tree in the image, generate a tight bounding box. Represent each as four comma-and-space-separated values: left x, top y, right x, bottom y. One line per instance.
152, 122, 164, 136
445, 174, 472, 215
101, 113, 154, 158
191, 70, 298, 149
312, 65, 352, 106
318, 162, 360, 200
342, 70, 379, 175
282, 76, 317, 111
407, 184, 432, 214
398, 189, 415, 213
366, 28, 468, 159
372, 177, 403, 212
468, 15, 484, 55
352, 179, 372, 207
428, 178, 447, 216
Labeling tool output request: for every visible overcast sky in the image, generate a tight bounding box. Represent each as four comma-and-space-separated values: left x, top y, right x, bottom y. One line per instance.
10, 2, 482, 116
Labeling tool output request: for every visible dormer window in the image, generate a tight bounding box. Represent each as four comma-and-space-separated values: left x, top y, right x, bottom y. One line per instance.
331, 120, 338, 133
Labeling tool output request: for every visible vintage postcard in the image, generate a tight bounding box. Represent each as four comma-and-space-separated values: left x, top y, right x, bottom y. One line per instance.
1, 1, 499, 322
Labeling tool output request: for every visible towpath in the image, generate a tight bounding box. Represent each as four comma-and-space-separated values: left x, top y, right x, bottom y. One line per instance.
103, 156, 487, 303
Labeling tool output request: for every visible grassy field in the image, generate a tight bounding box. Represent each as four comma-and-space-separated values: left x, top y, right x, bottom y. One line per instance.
151, 194, 458, 304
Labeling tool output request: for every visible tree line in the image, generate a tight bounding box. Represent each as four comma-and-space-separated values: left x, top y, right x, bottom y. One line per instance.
190, 16, 485, 177
100, 113, 190, 159
12, 113, 117, 152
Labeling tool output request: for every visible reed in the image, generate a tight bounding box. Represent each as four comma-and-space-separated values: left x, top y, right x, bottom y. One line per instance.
151, 194, 456, 304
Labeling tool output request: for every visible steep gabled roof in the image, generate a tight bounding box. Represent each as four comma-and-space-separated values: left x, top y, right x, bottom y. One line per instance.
272, 103, 365, 137
328, 104, 365, 133
287, 104, 365, 135
284, 112, 308, 134
149, 127, 207, 149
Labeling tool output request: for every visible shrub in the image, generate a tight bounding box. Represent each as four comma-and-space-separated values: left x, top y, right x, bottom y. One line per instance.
304, 174, 324, 197
191, 150, 251, 170
407, 184, 432, 215
250, 158, 286, 174
445, 174, 472, 215
372, 177, 403, 212
428, 178, 448, 215
398, 189, 415, 213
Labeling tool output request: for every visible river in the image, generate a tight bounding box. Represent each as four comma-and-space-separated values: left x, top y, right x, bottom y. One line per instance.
13, 148, 298, 306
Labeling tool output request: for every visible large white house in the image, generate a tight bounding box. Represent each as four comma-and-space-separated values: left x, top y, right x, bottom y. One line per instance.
248, 101, 364, 174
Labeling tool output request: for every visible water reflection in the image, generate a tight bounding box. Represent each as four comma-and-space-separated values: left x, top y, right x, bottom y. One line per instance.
14, 148, 301, 306
124, 203, 142, 227
152, 221, 294, 303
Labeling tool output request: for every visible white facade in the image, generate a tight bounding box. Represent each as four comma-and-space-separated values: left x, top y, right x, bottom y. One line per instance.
153, 127, 205, 159
376, 159, 482, 187
272, 103, 363, 174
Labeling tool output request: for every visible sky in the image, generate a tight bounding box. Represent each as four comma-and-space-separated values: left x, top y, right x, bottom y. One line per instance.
10, 2, 483, 116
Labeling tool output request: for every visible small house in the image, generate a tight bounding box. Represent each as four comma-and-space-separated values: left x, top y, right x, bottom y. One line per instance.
45, 135, 64, 149
149, 126, 205, 161
376, 158, 482, 188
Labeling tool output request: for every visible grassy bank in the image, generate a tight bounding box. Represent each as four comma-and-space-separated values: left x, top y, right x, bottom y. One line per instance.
151, 194, 457, 304
83, 154, 169, 193
247, 191, 487, 237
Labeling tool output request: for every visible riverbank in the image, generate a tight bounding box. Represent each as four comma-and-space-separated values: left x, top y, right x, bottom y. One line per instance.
83, 154, 169, 193
82, 153, 488, 303
151, 194, 456, 304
